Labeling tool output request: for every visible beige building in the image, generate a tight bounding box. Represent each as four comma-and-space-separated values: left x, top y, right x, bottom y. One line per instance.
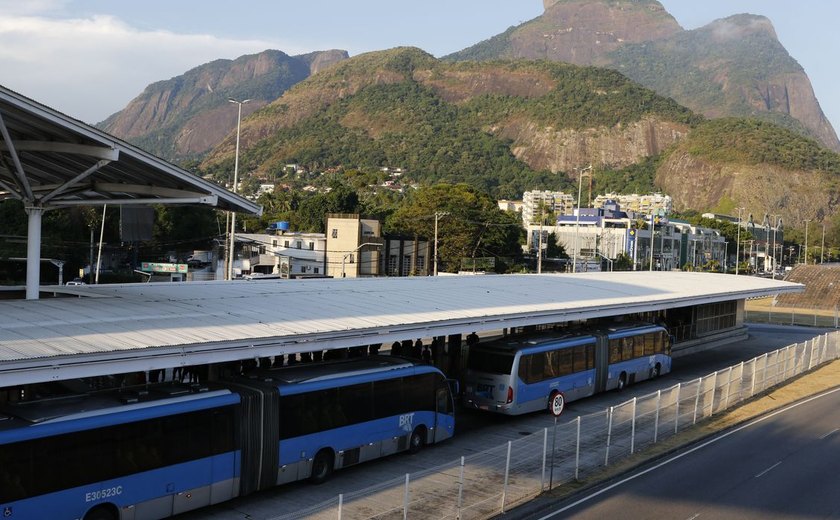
325, 214, 383, 278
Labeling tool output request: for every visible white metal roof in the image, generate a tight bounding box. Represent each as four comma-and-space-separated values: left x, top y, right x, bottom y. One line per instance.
0, 272, 802, 385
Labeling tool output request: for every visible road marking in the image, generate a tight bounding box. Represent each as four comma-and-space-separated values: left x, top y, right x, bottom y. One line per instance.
536, 386, 840, 520
686, 514, 701, 520
755, 461, 782, 478
820, 428, 839, 440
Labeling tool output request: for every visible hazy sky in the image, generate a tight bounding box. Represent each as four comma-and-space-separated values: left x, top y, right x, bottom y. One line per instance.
1, 0, 837, 134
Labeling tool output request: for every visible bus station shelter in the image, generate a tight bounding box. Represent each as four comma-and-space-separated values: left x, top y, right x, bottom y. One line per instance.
0, 271, 803, 386
0, 84, 262, 300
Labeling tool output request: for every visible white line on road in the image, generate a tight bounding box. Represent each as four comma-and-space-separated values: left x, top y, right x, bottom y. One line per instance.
685, 514, 700, 520
755, 461, 782, 478
536, 386, 840, 520
820, 428, 839, 440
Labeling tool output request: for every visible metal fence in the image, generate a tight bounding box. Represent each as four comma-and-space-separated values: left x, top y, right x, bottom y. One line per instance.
274, 331, 840, 520
745, 302, 840, 328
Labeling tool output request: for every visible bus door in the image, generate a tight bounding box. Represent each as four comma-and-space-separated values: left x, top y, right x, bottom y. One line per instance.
594, 337, 609, 393
434, 381, 456, 443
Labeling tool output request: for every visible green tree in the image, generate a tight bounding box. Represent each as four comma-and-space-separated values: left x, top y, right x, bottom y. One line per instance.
386, 183, 523, 273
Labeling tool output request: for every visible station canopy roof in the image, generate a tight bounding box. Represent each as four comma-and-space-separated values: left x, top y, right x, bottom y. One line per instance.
0, 83, 261, 214
0, 272, 803, 385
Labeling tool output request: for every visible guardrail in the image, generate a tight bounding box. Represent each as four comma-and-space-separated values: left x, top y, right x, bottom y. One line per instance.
274, 331, 840, 520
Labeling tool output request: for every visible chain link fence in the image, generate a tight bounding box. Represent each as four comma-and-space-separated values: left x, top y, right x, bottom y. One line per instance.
274, 331, 840, 520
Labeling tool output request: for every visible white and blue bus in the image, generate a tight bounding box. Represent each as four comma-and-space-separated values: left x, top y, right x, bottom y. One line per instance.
0, 356, 455, 520
462, 323, 671, 416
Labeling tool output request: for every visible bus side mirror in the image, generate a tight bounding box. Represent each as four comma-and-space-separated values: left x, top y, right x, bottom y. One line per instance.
446, 379, 460, 396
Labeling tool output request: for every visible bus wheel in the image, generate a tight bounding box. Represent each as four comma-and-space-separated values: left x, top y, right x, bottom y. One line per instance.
310, 449, 334, 484
409, 426, 426, 454
548, 391, 565, 417
651, 363, 661, 379
617, 372, 627, 391
84, 505, 117, 520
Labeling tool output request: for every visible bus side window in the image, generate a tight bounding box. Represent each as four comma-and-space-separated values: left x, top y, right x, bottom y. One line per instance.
633, 336, 645, 359
609, 340, 621, 363
572, 345, 587, 373
557, 349, 573, 376
621, 338, 634, 361
644, 333, 655, 356
529, 353, 546, 383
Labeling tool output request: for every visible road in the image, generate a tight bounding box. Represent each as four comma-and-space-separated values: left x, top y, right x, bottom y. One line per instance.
176, 324, 831, 519
524, 385, 840, 519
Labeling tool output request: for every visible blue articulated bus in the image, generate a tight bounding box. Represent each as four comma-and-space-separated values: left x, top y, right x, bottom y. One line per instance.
462, 323, 671, 416
0, 356, 455, 520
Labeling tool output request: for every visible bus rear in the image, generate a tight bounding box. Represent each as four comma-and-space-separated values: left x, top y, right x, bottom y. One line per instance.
462, 346, 519, 414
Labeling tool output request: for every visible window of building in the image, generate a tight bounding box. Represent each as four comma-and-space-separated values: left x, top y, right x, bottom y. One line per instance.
314, 267, 319, 274
388, 255, 399, 276
402, 255, 412, 276
416, 255, 425, 272
309, 242, 315, 250
284, 240, 289, 247
295, 241, 302, 249
331, 229, 338, 239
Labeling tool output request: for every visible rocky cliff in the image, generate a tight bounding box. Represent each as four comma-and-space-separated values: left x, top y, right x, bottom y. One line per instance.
98, 49, 348, 161
447, 1, 840, 152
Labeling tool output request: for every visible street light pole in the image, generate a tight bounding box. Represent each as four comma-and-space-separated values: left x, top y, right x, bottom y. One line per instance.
821, 224, 826, 264
226, 97, 250, 281
770, 214, 779, 279
342, 242, 382, 278
804, 219, 811, 265
572, 164, 591, 273
735, 208, 745, 275
433, 211, 449, 276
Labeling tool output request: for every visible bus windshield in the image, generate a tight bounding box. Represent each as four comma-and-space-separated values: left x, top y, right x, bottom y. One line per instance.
468, 350, 514, 374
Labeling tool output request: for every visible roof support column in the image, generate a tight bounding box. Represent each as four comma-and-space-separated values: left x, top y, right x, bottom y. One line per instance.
25, 205, 43, 300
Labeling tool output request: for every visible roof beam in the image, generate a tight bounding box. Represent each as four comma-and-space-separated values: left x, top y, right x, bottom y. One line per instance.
0, 141, 119, 161
92, 182, 217, 199
0, 110, 34, 200
40, 159, 111, 205
50, 194, 219, 207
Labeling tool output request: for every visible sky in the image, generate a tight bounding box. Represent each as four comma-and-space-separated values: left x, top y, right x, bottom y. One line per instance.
0, 0, 837, 132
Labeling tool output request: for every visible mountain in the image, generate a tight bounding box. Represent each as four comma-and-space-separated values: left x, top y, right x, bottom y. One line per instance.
446, 0, 840, 152
198, 47, 699, 198
98, 49, 348, 161
197, 47, 840, 228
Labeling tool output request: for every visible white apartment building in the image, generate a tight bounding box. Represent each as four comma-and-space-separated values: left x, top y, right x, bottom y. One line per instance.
526, 212, 726, 271
522, 190, 576, 226
235, 232, 327, 278
593, 193, 673, 216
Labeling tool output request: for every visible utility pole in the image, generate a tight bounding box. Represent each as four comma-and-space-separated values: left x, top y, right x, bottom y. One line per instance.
649, 213, 655, 272
433, 211, 449, 276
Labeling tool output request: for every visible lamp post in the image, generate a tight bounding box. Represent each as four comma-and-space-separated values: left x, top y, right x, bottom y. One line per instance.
226, 97, 250, 281
770, 214, 779, 278
342, 242, 382, 278
804, 219, 811, 265
821, 224, 826, 264
433, 211, 449, 276
735, 208, 745, 275
572, 164, 591, 273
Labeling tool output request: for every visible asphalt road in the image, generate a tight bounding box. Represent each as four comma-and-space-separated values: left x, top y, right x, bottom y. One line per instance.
177, 324, 832, 519
523, 386, 840, 520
